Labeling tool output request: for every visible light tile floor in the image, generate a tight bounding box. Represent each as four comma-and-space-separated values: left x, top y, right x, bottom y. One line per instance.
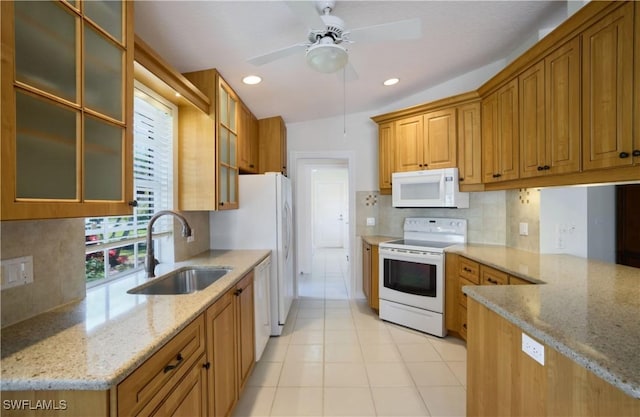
233, 249, 467, 417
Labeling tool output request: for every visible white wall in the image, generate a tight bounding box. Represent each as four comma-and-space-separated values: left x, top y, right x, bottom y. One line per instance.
539, 185, 616, 261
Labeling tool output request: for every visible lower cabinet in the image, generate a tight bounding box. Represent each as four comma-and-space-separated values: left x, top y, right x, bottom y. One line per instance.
115, 270, 256, 417
362, 240, 380, 310
206, 270, 255, 417
446, 253, 534, 341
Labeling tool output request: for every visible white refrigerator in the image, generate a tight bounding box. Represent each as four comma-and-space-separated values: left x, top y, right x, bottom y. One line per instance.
210, 173, 294, 336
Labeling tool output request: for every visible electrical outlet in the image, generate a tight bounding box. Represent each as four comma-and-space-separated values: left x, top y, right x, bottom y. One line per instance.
366, 217, 376, 226
519, 222, 529, 236
522, 332, 545, 365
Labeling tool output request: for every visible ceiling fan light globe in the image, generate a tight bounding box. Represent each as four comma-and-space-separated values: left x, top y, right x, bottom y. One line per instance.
306, 43, 348, 73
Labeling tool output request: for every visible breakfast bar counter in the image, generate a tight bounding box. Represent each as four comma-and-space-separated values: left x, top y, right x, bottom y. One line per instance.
448, 244, 640, 400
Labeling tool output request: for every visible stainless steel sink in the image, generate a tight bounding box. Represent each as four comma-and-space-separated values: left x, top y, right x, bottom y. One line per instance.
127, 267, 231, 295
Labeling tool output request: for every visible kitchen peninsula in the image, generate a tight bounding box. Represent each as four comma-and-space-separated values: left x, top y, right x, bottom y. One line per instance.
448, 245, 640, 416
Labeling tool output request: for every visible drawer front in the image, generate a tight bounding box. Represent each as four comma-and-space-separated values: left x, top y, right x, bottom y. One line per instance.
509, 275, 532, 285
118, 315, 206, 416
458, 257, 480, 284
480, 265, 509, 285
458, 277, 475, 308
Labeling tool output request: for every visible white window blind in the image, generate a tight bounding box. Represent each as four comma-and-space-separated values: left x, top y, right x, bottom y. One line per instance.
85, 86, 174, 286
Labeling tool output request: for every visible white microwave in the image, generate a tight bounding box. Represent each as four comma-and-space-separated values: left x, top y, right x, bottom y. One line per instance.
392, 168, 469, 208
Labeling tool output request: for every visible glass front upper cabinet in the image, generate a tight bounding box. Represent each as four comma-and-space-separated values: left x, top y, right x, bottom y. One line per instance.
217, 78, 239, 210
1, 0, 133, 220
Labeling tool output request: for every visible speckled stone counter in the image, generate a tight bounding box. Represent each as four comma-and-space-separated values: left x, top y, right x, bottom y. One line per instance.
362, 235, 398, 245
0, 249, 270, 391
448, 244, 640, 399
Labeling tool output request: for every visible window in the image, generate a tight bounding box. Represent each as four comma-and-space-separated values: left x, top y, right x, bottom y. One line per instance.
85, 85, 175, 286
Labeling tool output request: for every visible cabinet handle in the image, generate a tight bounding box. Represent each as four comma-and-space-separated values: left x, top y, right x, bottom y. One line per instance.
234, 288, 244, 296
537, 166, 544, 171
619, 152, 630, 159
487, 278, 498, 284
492, 173, 502, 178
219, 202, 224, 206
128, 200, 138, 207
633, 150, 640, 157
543, 165, 550, 170
459, 177, 464, 182
463, 267, 472, 273
203, 362, 211, 370
163, 353, 183, 373
462, 323, 467, 329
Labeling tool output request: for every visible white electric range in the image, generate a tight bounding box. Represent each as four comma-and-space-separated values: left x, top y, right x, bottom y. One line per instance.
378, 217, 467, 337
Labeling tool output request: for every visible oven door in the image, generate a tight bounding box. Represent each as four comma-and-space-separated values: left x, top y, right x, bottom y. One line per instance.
378, 247, 444, 313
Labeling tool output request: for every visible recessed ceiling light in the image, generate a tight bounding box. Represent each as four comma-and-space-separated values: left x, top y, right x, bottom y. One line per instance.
383, 78, 400, 86
242, 75, 262, 85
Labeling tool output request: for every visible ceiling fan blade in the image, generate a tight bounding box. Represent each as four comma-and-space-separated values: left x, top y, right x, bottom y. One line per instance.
285, 1, 325, 30
336, 61, 359, 82
347, 18, 422, 43
248, 43, 307, 66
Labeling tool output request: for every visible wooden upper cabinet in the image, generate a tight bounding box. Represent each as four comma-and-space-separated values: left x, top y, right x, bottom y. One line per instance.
519, 60, 547, 178
378, 121, 395, 194
423, 108, 457, 169
394, 110, 457, 172
519, 39, 583, 180
545, 37, 582, 175
482, 79, 519, 183
1, 0, 134, 220
238, 102, 258, 173
394, 115, 424, 172
582, 2, 634, 170
180, 70, 239, 210
258, 116, 287, 176
457, 102, 482, 185
635, 0, 640, 165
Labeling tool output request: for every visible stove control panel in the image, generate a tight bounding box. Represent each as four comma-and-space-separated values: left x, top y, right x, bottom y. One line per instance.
403, 217, 467, 238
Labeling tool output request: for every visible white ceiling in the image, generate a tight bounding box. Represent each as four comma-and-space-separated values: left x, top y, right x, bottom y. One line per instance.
134, 1, 567, 124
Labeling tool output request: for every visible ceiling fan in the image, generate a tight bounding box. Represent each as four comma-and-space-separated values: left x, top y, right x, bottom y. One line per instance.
248, 0, 422, 75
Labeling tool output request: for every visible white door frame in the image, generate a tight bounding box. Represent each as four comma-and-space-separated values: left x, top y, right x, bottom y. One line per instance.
290, 151, 356, 298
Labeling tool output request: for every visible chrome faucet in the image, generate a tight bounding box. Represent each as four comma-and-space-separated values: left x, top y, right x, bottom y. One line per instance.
145, 210, 192, 278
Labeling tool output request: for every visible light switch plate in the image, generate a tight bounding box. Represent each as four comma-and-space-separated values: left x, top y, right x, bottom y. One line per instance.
519, 222, 529, 236
1, 255, 33, 290
366, 217, 376, 226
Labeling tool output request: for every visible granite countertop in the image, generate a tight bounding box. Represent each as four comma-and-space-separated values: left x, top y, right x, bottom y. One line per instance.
449, 244, 640, 399
0, 249, 270, 391
362, 235, 399, 245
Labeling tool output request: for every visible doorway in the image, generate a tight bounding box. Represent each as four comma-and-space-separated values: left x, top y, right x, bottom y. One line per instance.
616, 184, 640, 267
291, 152, 355, 299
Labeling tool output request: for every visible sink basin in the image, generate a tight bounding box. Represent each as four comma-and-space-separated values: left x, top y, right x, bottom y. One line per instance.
128, 267, 231, 295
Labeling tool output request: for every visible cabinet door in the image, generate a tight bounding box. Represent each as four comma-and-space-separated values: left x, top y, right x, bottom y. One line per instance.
496, 79, 519, 181
362, 241, 371, 300
218, 79, 239, 210
546, 37, 581, 175
394, 115, 424, 171
150, 356, 207, 417
423, 108, 457, 169
238, 103, 252, 172
457, 102, 482, 185
519, 60, 546, 178
378, 122, 395, 193
258, 116, 287, 175
206, 290, 237, 417
370, 244, 380, 311
481, 92, 500, 183
582, 3, 634, 170
236, 271, 255, 393
1, 1, 133, 220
